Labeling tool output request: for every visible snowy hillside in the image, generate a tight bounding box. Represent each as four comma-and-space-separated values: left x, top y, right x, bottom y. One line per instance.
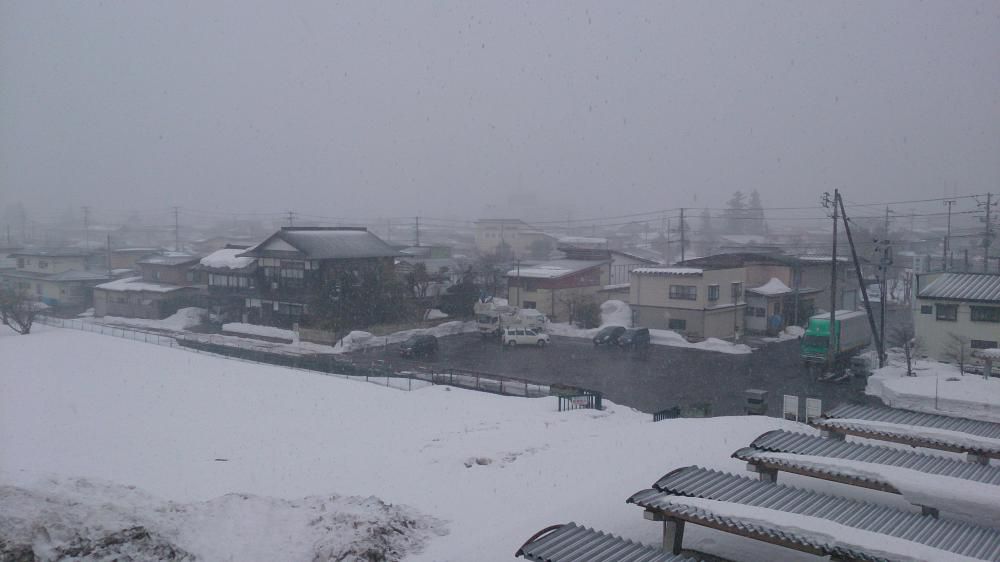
2, 327, 809, 561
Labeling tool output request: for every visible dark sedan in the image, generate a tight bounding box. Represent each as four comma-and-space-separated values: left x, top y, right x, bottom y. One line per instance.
592, 325, 626, 346
399, 334, 439, 357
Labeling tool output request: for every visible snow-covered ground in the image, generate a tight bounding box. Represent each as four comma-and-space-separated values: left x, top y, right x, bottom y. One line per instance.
547, 300, 752, 354
867, 354, 1000, 423
2, 327, 810, 561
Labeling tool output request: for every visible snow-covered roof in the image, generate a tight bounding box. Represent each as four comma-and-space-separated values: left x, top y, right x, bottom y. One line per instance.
630, 267, 703, 276
506, 260, 605, 279
199, 248, 256, 270
797, 255, 850, 263
557, 236, 607, 246
739, 429, 1000, 486
137, 253, 200, 266
516, 523, 695, 562
747, 277, 792, 296
975, 348, 1000, 360
94, 276, 191, 293
632, 465, 1000, 562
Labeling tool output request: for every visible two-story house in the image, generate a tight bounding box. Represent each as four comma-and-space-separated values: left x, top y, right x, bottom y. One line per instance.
92, 253, 202, 319
914, 272, 1000, 361
0, 250, 111, 309
237, 227, 400, 328
505, 259, 609, 321
630, 267, 746, 340
193, 245, 258, 323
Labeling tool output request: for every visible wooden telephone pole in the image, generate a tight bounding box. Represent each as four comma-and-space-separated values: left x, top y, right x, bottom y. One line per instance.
822, 191, 838, 371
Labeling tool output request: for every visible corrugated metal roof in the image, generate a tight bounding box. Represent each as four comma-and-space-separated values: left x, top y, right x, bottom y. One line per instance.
515, 523, 700, 562
815, 404, 1000, 457
637, 466, 1000, 561
629, 489, 879, 561
742, 430, 1000, 485
918, 273, 1000, 302
733, 446, 902, 493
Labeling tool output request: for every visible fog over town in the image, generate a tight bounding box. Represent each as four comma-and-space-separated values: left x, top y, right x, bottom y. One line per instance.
2, 2, 1000, 562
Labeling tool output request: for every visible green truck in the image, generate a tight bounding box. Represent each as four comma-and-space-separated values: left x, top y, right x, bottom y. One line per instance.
800, 310, 871, 365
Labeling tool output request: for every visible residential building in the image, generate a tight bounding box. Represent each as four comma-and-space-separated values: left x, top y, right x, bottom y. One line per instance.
474, 219, 556, 258
192, 245, 257, 323
629, 267, 746, 340
109, 248, 160, 270
677, 252, 858, 332
237, 227, 400, 327
92, 252, 202, 319
0, 250, 111, 309
505, 259, 609, 321
914, 272, 1000, 361
558, 240, 663, 286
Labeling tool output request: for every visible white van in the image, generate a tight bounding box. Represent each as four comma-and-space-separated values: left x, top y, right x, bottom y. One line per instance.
502, 327, 550, 348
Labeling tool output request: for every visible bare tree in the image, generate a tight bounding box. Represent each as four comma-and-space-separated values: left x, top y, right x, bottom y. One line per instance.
943, 332, 971, 375
888, 323, 922, 376
0, 288, 38, 335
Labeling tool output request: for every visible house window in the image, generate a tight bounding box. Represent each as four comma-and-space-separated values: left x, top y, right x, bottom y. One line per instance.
731, 282, 743, 301
920, 305, 933, 314
38, 260, 48, 269
668, 318, 686, 330
35, 284, 43, 295
152, 270, 161, 281
669, 285, 697, 300
936, 304, 958, 321
708, 285, 720, 301
16, 258, 24, 268
522, 301, 536, 309
971, 306, 1000, 323
971, 340, 997, 350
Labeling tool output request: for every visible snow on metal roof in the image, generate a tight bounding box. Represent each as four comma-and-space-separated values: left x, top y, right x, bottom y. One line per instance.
94, 276, 190, 293
747, 277, 792, 296
918, 273, 1000, 302
199, 248, 256, 270
630, 267, 703, 276
136, 253, 200, 266
813, 404, 1000, 458
506, 260, 605, 279
515, 523, 697, 562
741, 430, 1000, 486
632, 466, 1000, 561
823, 404, 1000, 442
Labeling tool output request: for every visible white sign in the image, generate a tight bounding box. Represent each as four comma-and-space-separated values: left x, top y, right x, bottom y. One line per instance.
805, 398, 822, 423
782, 395, 799, 421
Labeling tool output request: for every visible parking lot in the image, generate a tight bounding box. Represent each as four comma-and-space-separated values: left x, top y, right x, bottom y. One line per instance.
348, 333, 876, 416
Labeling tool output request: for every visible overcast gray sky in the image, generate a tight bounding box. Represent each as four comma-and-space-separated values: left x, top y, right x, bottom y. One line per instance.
2, 1, 998, 222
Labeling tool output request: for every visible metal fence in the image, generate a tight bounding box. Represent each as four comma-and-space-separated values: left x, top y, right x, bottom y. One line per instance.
35, 315, 553, 398
557, 391, 603, 412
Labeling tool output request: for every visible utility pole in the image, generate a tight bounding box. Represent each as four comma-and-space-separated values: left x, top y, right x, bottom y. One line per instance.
979, 193, 996, 273
515, 259, 521, 308
414, 216, 420, 246
82, 206, 90, 250
944, 200, 955, 272
286, 210, 296, 227
838, 193, 885, 366
822, 191, 839, 372
106, 234, 112, 275
679, 208, 687, 262
172, 206, 180, 252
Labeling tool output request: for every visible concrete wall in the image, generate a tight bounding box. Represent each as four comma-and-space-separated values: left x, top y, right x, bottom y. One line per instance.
914, 298, 1000, 360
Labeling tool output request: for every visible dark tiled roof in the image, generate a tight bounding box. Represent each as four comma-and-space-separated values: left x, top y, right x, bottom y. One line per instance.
241, 227, 400, 260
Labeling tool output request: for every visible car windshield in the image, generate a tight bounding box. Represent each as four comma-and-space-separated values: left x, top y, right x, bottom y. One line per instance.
3, 3, 987, 560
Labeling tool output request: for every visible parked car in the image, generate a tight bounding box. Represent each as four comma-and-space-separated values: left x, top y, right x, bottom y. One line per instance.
399, 334, 439, 357
618, 327, 650, 349
503, 327, 550, 348
593, 325, 626, 346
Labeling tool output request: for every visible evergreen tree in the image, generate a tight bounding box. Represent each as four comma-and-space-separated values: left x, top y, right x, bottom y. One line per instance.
748, 190, 766, 235
725, 191, 747, 234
